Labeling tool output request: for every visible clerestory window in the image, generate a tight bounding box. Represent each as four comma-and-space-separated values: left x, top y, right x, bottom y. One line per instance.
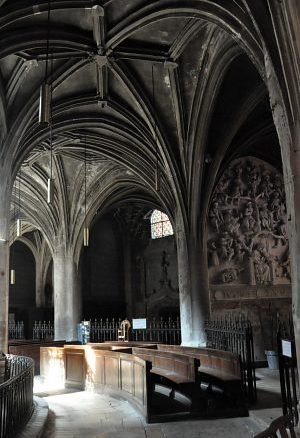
150, 209, 174, 239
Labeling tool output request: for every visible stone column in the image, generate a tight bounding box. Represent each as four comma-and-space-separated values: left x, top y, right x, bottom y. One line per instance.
176, 216, 210, 346
35, 256, 44, 308
0, 176, 11, 353
53, 246, 81, 341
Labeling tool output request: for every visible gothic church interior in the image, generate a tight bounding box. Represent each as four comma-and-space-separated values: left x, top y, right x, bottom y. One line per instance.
1, 0, 300, 435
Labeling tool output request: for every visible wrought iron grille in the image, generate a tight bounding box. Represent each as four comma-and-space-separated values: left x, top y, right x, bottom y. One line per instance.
89, 317, 181, 345
205, 315, 256, 403
277, 319, 299, 426
33, 320, 54, 340
0, 355, 34, 438
8, 321, 24, 340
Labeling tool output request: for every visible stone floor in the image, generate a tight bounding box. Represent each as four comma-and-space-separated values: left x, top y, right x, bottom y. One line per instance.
32, 368, 283, 438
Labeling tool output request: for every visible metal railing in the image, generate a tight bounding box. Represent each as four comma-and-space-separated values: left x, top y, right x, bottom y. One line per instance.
33, 320, 54, 340
89, 317, 181, 345
0, 355, 34, 438
278, 319, 299, 426
8, 321, 24, 340
205, 315, 256, 403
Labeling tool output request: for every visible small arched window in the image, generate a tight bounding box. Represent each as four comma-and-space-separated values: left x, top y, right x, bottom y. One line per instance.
150, 209, 174, 239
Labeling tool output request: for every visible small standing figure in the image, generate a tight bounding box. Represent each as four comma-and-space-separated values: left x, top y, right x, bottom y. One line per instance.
242, 201, 256, 232
209, 201, 223, 232
252, 244, 272, 285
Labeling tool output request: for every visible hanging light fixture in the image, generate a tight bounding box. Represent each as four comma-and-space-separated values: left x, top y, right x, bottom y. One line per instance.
39, 1, 51, 125
10, 184, 17, 285
83, 136, 89, 247
16, 170, 22, 237
38, 1, 54, 203
152, 64, 160, 192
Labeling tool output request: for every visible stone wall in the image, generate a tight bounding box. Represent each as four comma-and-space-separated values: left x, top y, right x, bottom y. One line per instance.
208, 157, 291, 360
81, 216, 125, 318
133, 235, 179, 318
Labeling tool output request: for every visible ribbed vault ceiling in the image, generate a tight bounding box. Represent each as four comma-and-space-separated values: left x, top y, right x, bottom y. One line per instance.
0, 0, 282, 254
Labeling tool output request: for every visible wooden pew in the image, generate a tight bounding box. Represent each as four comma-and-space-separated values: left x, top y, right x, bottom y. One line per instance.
132, 346, 201, 418
156, 344, 247, 416
40, 344, 152, 422
9, 340, 66, 375
40, 343, 248, 422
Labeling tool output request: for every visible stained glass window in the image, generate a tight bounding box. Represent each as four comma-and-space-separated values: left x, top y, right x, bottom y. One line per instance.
150, 210, 174, 239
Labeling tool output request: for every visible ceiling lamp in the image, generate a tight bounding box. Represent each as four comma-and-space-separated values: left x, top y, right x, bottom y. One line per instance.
38, 1, 54, 204
39, 2, 51, 125
10, 183, 17, 285
83, 136, 89, 247
152, 65, 160, 192
16, 170, 22, 237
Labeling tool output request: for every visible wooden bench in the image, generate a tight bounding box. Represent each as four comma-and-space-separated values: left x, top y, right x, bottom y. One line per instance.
132, 347, 201, 415
40, 344, 152, 421
253, 415, 296, 438
156, 344, 247, 415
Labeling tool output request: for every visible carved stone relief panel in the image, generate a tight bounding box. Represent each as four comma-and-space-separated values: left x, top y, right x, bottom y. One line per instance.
208, 157, 290, 286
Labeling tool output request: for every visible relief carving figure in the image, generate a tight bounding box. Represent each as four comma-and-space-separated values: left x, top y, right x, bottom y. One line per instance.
216, 178, 230, 204
249, 168, 261, 198
260, 171, 274, 198
273, 219, 287, 247
222, 209, 240, 236
209, 201, 223, 232
208, 157, 290, 286
259, 203, 273, 231
234, 240, 245, 263
229, 164, 246, 204
218, 233, 234, 262
252, 244, 272, 285
208, 240, 219, 266
270, 191, 284, 221
242, 201, 256, 232
221, 267, 243, 283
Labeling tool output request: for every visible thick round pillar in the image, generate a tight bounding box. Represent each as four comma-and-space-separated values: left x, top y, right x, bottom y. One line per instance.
176, 217, 210, 346
0, 177, 11, 353
35, 258, 44, 308
53, 248, 81, 341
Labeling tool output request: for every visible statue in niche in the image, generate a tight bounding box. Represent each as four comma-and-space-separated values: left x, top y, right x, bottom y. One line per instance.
252, 243, 272, 285
242, 201, 256, 232
209, 201, 223, 232
218, 233, 234, 263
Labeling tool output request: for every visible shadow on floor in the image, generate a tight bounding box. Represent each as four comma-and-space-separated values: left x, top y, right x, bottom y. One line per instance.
40, 410, 56, 438
251, 388, 282, 410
